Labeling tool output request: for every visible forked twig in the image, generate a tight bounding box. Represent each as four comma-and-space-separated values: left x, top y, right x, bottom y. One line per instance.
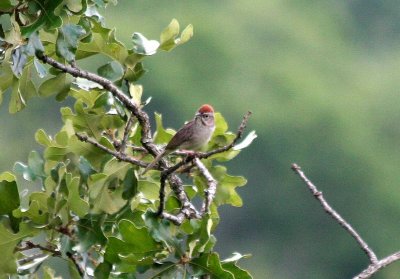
291, 163, 400, 278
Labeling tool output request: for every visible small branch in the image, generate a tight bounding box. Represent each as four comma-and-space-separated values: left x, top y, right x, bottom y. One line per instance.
66, 252, 85, 277
16, 241, 61, 257
354, 252, 400, 279
157, 173, 168, 216
291, 163, 378, 264
76, 133, 147, 168
17, 253, 50, 266
37, 53, 154, 150
119, 113, 136, 153
193, 158, 217, 215
200, 111, 252, 159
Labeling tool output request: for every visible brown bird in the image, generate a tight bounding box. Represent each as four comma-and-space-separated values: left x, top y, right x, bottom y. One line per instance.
143, 104, 215, 173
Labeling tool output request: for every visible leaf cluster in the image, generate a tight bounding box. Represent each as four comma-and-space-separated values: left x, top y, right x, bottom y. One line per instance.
0, 1, 254, 278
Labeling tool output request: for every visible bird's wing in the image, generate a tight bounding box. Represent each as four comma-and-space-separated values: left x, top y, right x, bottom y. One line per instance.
165, 120, 195, 151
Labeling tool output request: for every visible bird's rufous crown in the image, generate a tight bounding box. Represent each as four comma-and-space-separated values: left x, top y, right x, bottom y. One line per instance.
198, 104, 214, 114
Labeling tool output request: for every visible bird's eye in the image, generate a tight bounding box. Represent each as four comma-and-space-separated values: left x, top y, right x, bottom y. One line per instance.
203, 114, 209, 118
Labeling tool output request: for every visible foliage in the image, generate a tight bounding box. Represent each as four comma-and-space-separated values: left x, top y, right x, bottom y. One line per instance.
0, 1, 253, 278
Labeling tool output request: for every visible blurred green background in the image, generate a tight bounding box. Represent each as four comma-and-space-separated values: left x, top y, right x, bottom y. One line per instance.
2, 0, 400, 278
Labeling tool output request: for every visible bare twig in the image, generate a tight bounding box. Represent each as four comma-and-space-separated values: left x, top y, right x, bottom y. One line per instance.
354, 252, 400, 279
66, 252, 85, 277
16, 241, 61, 257
291, 163, 400, 278
119, 113, 136, 153
37, 54, 154, 149
200, 111, 252, 158
291, 163, 378, 264
193, 158, 217, 215
76, 133, 147, 168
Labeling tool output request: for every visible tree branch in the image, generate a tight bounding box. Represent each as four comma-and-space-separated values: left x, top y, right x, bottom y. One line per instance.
354, 252, 400, 279
291, 163, 400, 278
38, 53, 246, 226
76, 133, 147, 168
36, 53, 154, 150
193, 158, 217, 215
119, 113, 136, 153
16, 241, 61, 257
66, 251, 85, 277
291, 163, 378, 263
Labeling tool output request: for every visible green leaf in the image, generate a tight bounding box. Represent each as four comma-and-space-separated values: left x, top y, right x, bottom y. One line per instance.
67, 176, 89, 217
0, 172, 20, 216
180, 24, 194, 45
56, 24, 86, 62
13, 151, 45, 181
77, 20, 128, 63
43, 266, 58, 279
76, 216, 107, 251
88, 173, 127, 214
132, 32, 160, 55
190, 252, 235, 279
159, 19, 180, 51
0, 0, 17, 12
213, 112, 229, 136
196, 166, 247, 207
13, 192, 49, 225
35, 129, 52, 146
137, 180, 159, 201
0, 61, 14, 92
68, 257, 83, 279
94, 262, 112, 279
0, 223, 38, 277
97, 61, 124, 82
188, 217, 215, 255
38, 73, 73, 101
78, 156, 96, 183
11, 47, 27, 77
8, 60, 37, 113
122, 168, 137, 200
129, 84, 143, 106
221, 253, 253, 279
34, 57, 48, 78
104, 219, 159, 264
158, 19, 194, 51
143, 212, 180, 251
153, 113, 175, 144
66, 0, 86, 14
9, 78, 25, 113
123, 61, 147, 82
20, 0, 63, 37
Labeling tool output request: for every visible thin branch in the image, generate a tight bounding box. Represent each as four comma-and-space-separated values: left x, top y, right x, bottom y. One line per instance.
291, 163, 378, 264
193, 158, 217, 215
76, 133, 147, 168
37, 53, 154, 149
16, 241, 61, 257
354, 252, 400, 279
200, 111, 252, 159
66, 252, 85, 277
119, 113, 136, 153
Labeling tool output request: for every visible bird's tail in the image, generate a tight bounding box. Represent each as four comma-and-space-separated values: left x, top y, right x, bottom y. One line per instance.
142, 151, 165, 174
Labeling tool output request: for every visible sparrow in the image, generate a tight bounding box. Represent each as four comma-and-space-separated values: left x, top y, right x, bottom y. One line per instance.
143, 104, 215, 173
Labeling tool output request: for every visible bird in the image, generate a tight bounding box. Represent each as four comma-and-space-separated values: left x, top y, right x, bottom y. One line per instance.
143, 104, 215, 174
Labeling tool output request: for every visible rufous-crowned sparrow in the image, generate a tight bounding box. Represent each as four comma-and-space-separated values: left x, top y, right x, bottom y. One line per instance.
143, 104, 215, 173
